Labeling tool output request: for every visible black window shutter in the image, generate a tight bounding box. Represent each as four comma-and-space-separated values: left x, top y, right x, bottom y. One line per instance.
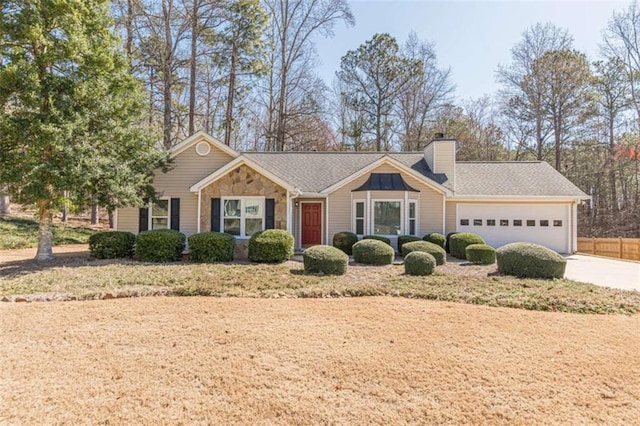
211, 198, 221, 232
170, 198, 180, 231
265, 198, 275, 229
139, 207, 149, 232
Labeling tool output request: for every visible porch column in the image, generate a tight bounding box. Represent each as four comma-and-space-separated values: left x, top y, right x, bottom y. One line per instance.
325, 197, 330, 245
286, 190, 291, 233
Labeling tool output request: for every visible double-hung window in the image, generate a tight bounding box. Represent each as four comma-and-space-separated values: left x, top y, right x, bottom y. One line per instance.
354, 201, 365, 235
150, 199, 170, 230
408, 201, 417, 236
223, 197, 264, 237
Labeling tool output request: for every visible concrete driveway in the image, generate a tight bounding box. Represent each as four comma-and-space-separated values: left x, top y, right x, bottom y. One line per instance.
564, 254, 640, 291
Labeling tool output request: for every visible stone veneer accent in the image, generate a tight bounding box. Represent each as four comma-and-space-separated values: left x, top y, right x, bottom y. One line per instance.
200, 164, 288, 234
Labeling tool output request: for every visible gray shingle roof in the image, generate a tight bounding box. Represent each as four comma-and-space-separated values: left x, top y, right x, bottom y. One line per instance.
455, 161, 588, 197
242, 152, 587, 198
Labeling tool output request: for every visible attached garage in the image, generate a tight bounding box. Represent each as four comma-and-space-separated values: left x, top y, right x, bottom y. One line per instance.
456, 203, 574, 253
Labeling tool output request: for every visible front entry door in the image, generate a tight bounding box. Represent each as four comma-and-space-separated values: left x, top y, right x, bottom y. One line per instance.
301, 203, 322, 246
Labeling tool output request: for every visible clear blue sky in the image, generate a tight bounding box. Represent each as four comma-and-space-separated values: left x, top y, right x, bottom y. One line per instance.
315, 0, 628, 101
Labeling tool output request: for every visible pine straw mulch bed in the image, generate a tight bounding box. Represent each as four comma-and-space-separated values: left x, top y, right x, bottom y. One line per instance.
1, 254, 639, 314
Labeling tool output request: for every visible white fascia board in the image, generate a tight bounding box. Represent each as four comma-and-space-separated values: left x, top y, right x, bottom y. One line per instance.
170, 131, 240, 159
320, 156, 452, 196
449, 195, 589, 202
189, 156, 299, 193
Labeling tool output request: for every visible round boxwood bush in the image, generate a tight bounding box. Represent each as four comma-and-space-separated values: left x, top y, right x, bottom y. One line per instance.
352, 239, 395, 265
465, 243, 496, 265
89, 231, 135, 259
332, 231, 358, 255
404, 251, 436, 276
303, 245, 348, 275
449, 232, 485, 259
397, 235, 421, 253
248, 229, 294, 263
363, 235, 391, 246
401, 240, 446, 265
445, 232, 458, 253
135, 229, 186, 262
188, 232, 235, 263
423, 232, 446, 249
496, 242, 566, 279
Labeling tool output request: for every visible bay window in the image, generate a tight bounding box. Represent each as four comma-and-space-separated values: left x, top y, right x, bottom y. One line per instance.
408, 201, 417, 236
353, 198, 420, 236
354, 201, 365, 235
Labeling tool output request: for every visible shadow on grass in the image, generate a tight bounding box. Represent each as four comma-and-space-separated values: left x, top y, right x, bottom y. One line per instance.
0, 255, 191, 279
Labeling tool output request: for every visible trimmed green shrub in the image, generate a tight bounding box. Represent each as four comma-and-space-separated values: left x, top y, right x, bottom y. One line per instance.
332, 231, 358, 255
445, 232, 458, 253
449, 232, 485, 259
404, 251, 436, 276
401, 240, 446, 265
465, 243, 496, 265
397, 235, 421, 253
135, 229, 186, 262
303, 245, 349, 275
188, 232, 235, 263
363, 235, 391, 246
248, 229, 294, 263
89, 231, 135, 259
423, 232, 446, 249
497, 242, 566, 279
352, 239, 395, 265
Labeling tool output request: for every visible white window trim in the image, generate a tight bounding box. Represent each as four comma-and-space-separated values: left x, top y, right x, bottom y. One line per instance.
221, 196, 266, 239
149, 197, 171, 230
371, 199, 404, 237
353, 199, 366, 236
195, 141, 211, 156
353, 197, 420, 237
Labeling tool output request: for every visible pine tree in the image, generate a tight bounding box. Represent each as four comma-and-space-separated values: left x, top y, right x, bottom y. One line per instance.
0, 0, 165, 260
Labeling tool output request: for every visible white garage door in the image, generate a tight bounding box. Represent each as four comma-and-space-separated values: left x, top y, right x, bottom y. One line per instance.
456, 204, 571, 253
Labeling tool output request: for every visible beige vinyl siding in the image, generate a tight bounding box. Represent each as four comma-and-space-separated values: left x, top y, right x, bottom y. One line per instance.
326, 163, 444, 241
424, 144, 434, 170
445, 201, 457, 234
116, 142, 234, 235
433, 141, 455, 189
115, 207, 139, 234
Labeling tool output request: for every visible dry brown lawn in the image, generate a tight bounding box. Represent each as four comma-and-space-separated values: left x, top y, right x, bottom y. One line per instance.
2, 256, 640, 314
2, 297, 638, 425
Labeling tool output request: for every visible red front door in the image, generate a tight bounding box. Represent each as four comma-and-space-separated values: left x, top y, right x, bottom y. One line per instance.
301, 203, 322, 246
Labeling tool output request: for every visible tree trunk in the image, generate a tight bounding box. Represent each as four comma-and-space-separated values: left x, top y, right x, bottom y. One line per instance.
375, 104, 382, 151
108, 209, 115, 229
91, 204, 99, 225
554, 119, 561, 171
608, 114, 618, 212
162, 0, 173, 149
224, 43, 238, 146
0, 185, 10, 214
36, 200, 54, 261
536, 113, 543, 160
61, 190, 70, 222
126, 0, 134, 70
188, 0, 199, 136
276, 76, 287, 151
